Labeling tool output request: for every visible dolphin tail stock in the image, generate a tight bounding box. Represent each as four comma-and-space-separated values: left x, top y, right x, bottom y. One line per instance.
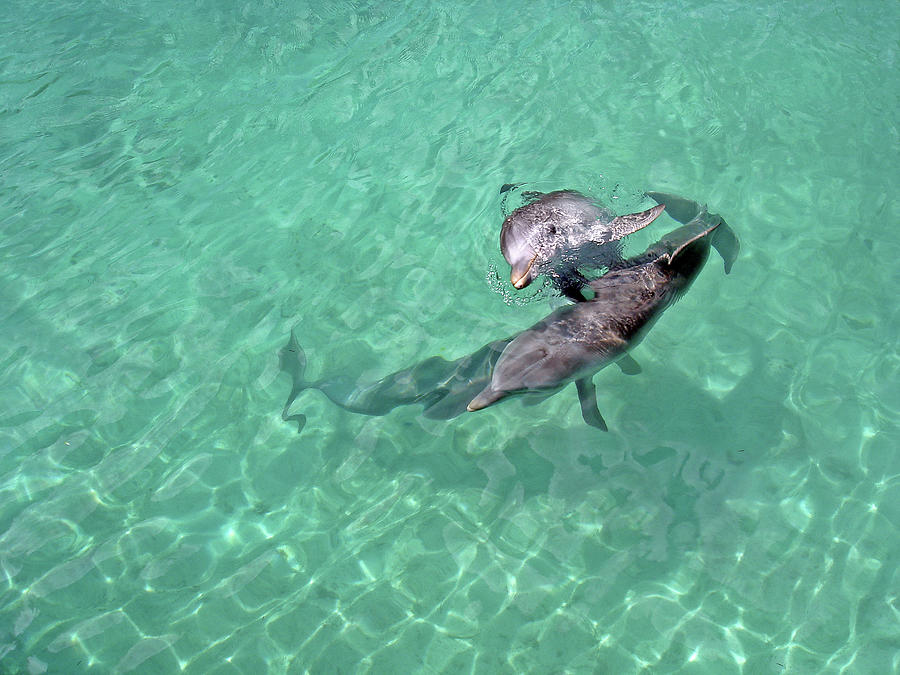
645, 191, 703, 224
645, 191, 740, 274
278, 329, 309, 433
281, 329, 518, 427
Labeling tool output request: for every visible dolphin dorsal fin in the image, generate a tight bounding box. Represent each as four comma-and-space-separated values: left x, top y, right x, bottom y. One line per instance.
663, 219, 720, 265
603, 203, 666, 241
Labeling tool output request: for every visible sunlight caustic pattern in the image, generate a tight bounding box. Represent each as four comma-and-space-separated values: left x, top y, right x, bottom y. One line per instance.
1, 0, 898, 672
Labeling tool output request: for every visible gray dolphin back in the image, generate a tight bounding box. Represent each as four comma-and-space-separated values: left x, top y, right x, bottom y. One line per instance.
646, 191, 740, 273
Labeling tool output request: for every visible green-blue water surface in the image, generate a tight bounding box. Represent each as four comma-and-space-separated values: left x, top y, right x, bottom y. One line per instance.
1, 1, 898, 672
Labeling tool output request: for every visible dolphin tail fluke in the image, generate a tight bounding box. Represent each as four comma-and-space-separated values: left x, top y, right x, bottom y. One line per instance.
710, 219, 740, 274
575, 377, 608, 431
279, 329, 309, 433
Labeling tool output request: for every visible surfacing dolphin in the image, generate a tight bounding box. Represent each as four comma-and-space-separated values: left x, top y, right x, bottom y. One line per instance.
499, 185, 666, 301
467, 211, 733, 429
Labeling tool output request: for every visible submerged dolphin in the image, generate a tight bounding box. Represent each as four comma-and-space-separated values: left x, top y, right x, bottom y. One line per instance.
499, 186, 666, 301
467, 212, 730, 429
279, 335, 511, 433
279, 330, 640, 432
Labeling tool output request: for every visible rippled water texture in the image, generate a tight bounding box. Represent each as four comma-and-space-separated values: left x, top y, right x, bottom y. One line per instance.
1, 0, 898, 672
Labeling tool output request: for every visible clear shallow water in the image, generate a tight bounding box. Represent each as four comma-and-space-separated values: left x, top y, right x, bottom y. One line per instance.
1, 0, 898, 672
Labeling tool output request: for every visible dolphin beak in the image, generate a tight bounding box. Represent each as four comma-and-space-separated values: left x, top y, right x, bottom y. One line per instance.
467, 389, 497, 411
510, 256, 536, 289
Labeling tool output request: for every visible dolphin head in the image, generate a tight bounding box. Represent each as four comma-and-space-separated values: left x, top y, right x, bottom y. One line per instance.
499, 190, 597, 290
499, 191, 666, 292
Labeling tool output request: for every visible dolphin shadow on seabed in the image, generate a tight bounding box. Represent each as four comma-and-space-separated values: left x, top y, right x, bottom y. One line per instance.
280, 191, 739, 433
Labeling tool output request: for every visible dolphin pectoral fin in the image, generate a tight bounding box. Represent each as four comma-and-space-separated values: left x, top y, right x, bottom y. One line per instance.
278, 329, 310, 433
646, 191, 704, 224
710, 218, 740, 274
616, 354, 642, 375
606, 203, 666, 240
575, 378, 608, 431
557, 269, 591, 302
283, 411, 307, 433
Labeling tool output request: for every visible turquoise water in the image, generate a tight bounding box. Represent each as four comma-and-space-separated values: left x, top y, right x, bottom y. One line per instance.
1, 0, 898, 672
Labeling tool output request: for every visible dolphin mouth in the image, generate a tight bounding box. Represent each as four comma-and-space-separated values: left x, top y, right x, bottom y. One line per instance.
510, 255, 537, 289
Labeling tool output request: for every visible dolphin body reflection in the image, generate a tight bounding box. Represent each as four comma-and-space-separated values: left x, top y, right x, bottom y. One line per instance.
281, 193, 738, 431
